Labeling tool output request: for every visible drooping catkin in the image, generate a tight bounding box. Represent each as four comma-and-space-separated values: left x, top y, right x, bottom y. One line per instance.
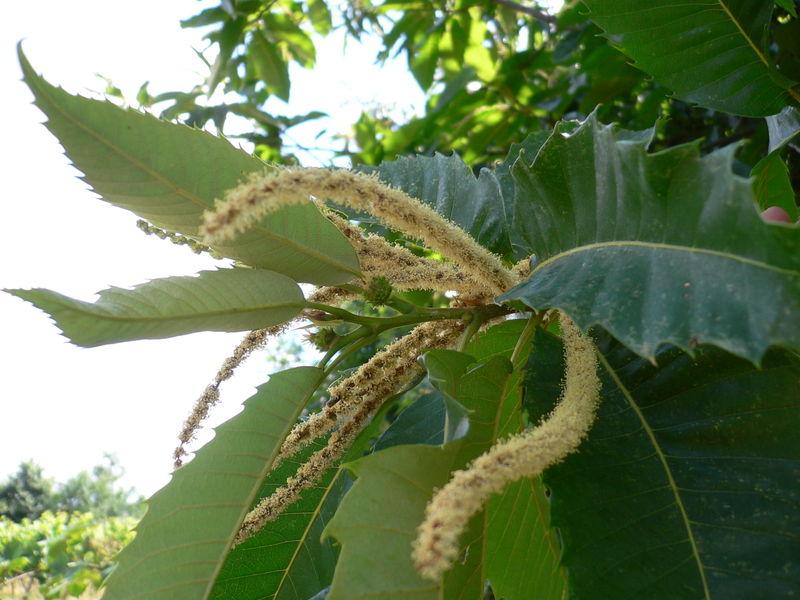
200, 169, 515, 293
172, 285, 355, 469
412, 314, 601, 581
234, 320, 467, 545
276, 319, 467, 465
173, 326, 283, 468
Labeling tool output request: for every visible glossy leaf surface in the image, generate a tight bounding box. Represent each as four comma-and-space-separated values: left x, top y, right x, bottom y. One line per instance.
582, 0, 799, 116
526, 330, 800, 598
501, 115, 800, 363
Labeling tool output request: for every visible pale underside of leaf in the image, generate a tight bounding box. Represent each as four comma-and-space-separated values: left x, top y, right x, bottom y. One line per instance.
8, 268, 305, 347
18, 45, 360, 285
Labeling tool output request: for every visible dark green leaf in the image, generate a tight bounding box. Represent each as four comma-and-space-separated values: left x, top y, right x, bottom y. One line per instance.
104, 367, 325, 600
7, 269, 304, 347
361, 153, 511, 256
582, 0, 799, 116
531, 330, 800, 598
373, 393, 447, 451
776, 0, 798, 16
500, 115, 800, 363
18, 45, 360, 285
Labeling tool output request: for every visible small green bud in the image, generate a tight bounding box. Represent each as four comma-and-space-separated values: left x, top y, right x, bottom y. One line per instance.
306, 327, 337, 351
364, 276, 393, 306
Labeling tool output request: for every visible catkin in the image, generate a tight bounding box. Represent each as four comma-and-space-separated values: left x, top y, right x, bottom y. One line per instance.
235, 319, 467, 544
200, 169, 515, 294
172, 286, 355, 469
412, 314, 601, 580
173, 326, 284, 468
324, 211, 493, 298
276, 319, 467, 465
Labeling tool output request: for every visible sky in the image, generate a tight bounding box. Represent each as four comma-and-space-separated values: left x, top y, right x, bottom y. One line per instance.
1, 1, 562, 497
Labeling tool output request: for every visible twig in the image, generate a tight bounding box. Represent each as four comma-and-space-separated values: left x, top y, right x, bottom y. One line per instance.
494, 0, 557, 24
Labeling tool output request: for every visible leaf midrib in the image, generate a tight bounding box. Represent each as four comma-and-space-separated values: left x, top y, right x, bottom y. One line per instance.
716, 0, 800, 104
57, 300, 305, 324
272, 464, 343, 598
530, 240, 798, 278
597, 351, 711, 600
200, 370, 326, 600
31, 75, 361, 278
717, 0, 768, 68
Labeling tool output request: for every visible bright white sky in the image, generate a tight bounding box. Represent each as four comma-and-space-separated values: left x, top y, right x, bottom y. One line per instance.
1, 1, 561, 497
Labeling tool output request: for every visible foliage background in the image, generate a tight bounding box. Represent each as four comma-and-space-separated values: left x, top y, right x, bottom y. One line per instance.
3, 0, 799, 597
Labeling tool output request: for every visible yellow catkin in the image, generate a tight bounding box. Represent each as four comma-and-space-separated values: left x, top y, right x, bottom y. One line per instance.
412, 314, 601, 581
323, 211, 493, 298
276, 320, 467, 465
235, 320, 467, 544
172, 286, 355, 468
200, 169, 515, 294
511, 256, 532, 282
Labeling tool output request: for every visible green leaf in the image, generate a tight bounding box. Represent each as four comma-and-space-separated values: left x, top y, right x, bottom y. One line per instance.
409, 28, 442, 89
324, 321, 566, 599
500, 114, 800, 363
250, 31, 291, 101
18, 45, 360, 285
7, 269, 304, 347
325, 443, 473, 600
209, 389, 401, 599
528, 329, 800, 598
307, 0, 332, 35
767, 106, 800, 153
751, 152, 798, 219
373, 392, 447, 450
208, 18, 246, 93
103, 366, 325, 600
209, 438, 344, 600
582, 0, 799, 116
484, 326, 567, 600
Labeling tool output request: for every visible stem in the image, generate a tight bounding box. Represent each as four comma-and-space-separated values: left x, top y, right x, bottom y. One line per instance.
511, 312, 544, 370
494, 0, 556, 24
318, 325, 373, 368
457, 313, 481, 351
322, 333, 377, 377
304, 301, 509, 330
